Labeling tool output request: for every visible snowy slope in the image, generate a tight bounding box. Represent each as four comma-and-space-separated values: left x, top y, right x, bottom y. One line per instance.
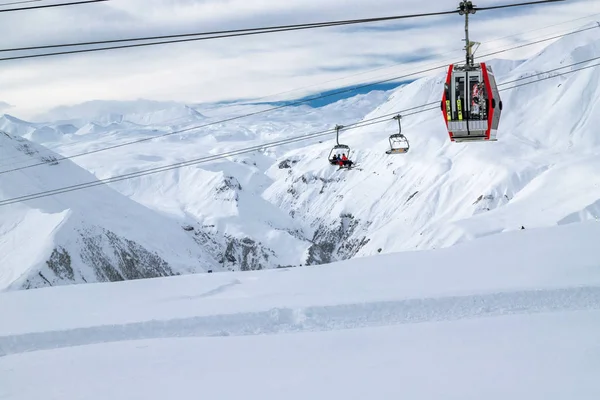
0, 132, 216, 291
6, 314, 600, 400
1, 221, 600, 399
262, 25, 600, 257
5, 90, 392, 272
2, 220, 599, 337
3, 24, 600, 277
3, 313, 600, 400
31, 99, 198, 126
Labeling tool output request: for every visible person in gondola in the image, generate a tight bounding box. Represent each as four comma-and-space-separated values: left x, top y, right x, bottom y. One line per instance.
331, 154, 339, 165
471, 82, 485, 119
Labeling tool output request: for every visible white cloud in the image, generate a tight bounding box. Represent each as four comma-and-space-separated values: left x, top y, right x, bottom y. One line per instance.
0, 0, 597, 119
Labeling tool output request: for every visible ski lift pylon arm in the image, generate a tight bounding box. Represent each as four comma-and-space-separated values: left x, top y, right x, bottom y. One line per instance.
393, 114, 402, 134
335, 124, 344, 146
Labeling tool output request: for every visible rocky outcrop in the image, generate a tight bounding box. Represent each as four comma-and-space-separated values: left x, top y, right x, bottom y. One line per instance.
45, 247, 74, 281
222, 237, 275, 271
473, 193, 511, 213
278, 158, 299, 169
266, 167, 374, 267
18, 228, 178, 290
306, 213, 371, 265
79, 230, 176, 282
13, 135, 60, 165
206, 175, 243, 204
189, 225, 277, 272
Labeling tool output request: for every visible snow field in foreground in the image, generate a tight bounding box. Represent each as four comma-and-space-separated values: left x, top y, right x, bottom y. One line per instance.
1, 311, 600, 400
0, 222, 599, 398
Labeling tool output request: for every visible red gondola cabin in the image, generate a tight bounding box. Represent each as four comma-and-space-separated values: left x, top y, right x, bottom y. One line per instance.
441, 62, 502, 142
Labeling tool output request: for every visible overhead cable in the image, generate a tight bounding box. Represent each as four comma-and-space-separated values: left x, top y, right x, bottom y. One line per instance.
0, 22, 594, 177
0, 0, 42, 7
0, 59, 597, 207
0, 0, 567, 61
0, 0, 107, 13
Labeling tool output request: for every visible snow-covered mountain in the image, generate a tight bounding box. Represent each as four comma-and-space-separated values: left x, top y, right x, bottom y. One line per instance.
0, 131, 217, 291
31, 99, 202, 126
1, 23, 600, 290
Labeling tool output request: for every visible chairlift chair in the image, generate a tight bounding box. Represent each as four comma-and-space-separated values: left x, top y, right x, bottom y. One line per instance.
329, 144, 351, 164
328, 125, 352, 166
386, 114, 410, 154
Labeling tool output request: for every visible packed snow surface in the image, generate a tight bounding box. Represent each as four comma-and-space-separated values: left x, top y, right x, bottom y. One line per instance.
1, 221, 600, 399
3, 313, 600, 400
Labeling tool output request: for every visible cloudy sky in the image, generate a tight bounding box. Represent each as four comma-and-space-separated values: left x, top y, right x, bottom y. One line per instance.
0, 0, 598, 120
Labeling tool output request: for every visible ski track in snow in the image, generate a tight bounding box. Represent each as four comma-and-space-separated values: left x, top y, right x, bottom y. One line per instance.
186, 278, 243, 299
2, 285, 599, 357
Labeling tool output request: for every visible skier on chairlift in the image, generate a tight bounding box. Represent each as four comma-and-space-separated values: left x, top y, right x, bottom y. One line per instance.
340, 153, 353, 168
